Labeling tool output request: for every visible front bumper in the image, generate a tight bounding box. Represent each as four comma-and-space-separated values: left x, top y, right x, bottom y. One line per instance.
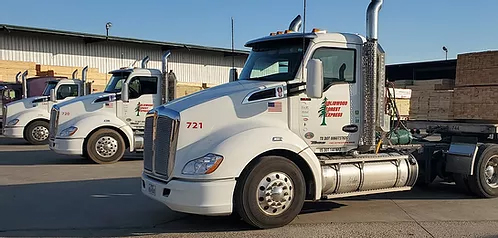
141, 173, 236, 216
2, 126, 24, 138
49, 137, 84, 155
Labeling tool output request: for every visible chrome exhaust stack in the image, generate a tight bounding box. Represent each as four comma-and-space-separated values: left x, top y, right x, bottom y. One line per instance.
161, 51, 172, 104
142, 56, 150, 68
81, 66, 88, 95
359, 0, 386, 152
21, 70, 28, 98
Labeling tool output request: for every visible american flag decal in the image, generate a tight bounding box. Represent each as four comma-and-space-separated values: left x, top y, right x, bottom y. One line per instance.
267, 101, 282, 112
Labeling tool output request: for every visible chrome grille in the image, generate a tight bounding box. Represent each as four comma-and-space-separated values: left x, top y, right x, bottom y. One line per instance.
49, 107, 59, 140
144, 109, 180, 181
143, 116, 154, 171
154, 116, 174, 176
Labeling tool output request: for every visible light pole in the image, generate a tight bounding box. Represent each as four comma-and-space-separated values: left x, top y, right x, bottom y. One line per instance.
106, 22, 112, 40
442, 46, 448, 60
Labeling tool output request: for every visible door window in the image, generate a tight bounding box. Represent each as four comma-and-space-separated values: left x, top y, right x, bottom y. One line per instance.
56, 84, 79, 100
128, 76, 158, 99
311, 48, 356, 90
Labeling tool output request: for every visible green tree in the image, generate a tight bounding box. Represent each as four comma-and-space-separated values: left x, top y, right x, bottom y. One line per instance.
135, 102, 141, 116
318, 97, 328, 126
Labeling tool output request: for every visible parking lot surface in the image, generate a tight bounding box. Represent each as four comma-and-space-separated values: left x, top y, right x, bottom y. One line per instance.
1, 135, 498, 238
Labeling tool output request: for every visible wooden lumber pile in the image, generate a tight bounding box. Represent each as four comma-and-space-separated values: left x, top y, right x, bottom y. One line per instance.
0, 60, 37, 81
393, 79, 455, 121
453, 50, 498, 121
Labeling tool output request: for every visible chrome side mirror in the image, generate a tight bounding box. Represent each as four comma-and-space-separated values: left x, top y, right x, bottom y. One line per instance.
306, 59, 324, 98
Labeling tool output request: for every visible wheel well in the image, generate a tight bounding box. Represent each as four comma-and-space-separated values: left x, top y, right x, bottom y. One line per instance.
24, 119, 49, 138
239, 149, 316, 200
83, 126, 130, 152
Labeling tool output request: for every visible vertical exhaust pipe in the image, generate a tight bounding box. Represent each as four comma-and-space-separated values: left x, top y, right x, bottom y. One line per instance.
161, 51, 172, 104
360, 0, 383, 152
15, 71, 22, 84
141, 56, 150, 68
72, 69, 78, 79
21, 70, 28, 98
288, 15, 302, 32
81, 66, 88, 95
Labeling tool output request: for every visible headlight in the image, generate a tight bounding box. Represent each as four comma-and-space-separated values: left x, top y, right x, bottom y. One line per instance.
7, 119, 19, 126
182, 153, 224, 175
59, 126, 78, 137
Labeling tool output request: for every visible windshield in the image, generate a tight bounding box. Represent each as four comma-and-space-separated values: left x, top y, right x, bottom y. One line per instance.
42, 82, 58, 96
239, 39, 310, 81
104, 73, 130, 93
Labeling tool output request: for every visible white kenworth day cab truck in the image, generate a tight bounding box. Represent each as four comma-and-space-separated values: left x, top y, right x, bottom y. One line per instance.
49, 53, 174, 164
140, 0, 424, 228
2, 67, 92, 145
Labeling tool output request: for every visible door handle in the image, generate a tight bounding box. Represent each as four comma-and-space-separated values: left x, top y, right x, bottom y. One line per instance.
342, 124, 358, 133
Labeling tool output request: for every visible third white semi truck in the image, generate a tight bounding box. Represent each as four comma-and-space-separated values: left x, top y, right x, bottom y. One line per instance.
48, 54, 174, 164
2, 67, 92, 144
140, 0, 497, 229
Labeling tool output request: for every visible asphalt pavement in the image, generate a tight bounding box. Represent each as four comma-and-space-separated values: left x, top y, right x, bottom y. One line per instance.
1, 135, 497, 238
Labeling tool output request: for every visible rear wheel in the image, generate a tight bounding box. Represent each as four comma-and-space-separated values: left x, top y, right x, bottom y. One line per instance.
467, 144, 498, 198
234, 156, 305, 229
86, 128, 125, 164
25, 120, 49, 145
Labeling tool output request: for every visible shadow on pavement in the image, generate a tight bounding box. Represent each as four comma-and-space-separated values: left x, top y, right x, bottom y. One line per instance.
0, 150, 142, 165
0, 136, 32, 145
0, 177, 252, 237
337, 180, 474, 201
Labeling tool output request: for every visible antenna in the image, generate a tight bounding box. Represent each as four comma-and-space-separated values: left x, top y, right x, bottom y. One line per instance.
231, 17, 235, 70
301, 0, 307, 80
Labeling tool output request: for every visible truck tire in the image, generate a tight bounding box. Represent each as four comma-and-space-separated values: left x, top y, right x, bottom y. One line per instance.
234, 155, 305, 229
25, 120, 50, 145
86, 128, 125, 164
467, 144, 498, 198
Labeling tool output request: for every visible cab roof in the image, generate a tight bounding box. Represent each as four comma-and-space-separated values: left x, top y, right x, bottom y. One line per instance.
245, 32, 366, 48
109, 68, 161, 75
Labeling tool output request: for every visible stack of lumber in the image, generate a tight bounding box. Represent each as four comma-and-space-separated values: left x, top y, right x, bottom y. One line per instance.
394, 79, 455, 120
453, 51, 498, 121
0, 60, 37, 81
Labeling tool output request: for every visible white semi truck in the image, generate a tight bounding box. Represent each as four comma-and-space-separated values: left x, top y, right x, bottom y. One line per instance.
140, 0, 498, 229
2, 67, 92, 144
48, 53, 174, 164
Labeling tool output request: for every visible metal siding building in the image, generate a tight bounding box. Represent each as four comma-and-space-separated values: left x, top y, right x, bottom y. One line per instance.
0, 24, 248, 85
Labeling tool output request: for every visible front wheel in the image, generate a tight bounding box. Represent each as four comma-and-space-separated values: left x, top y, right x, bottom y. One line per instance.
86, 128, 126, 164
234, 156, 305, 229
25, 120, 50, 145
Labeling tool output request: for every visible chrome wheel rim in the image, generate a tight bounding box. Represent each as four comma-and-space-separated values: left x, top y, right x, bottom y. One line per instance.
484, 155, 498, 188
95, 136, 118, 158
257, 172, 294, 216
32, 125, 49, 141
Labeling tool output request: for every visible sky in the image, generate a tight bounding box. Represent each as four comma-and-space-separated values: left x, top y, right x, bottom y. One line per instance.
1, 0, 497, 64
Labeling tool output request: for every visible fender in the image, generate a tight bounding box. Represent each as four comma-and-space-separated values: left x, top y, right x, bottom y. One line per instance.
60, 114, 135, 152
182, 127, 323, 200
14, 109, 49, 127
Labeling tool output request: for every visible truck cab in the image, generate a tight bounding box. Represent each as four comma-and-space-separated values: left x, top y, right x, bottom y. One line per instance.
2, 67, 91, 144
49, 54, 173, 164
0, 81, 22, 126
141, 0, 419, 229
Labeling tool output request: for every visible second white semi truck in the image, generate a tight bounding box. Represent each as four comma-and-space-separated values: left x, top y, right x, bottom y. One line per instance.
2, 67, 92, 144
140, 0, 497, 229
48, 54, 174, 164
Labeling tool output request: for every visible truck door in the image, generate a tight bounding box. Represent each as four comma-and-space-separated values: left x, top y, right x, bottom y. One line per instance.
117, 76, 158, 129
299, 46, 361, 153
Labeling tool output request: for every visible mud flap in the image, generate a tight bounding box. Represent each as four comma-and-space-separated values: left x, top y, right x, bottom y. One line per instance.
445, 136, 479, 175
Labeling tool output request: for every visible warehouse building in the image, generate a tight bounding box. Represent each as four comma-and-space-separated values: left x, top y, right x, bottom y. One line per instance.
0, 24, 249, 93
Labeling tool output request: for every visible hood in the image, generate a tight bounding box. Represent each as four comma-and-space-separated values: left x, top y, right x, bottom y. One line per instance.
165, 79, 283, 114
5, 95, 49, 115
55, 92, 114, 108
